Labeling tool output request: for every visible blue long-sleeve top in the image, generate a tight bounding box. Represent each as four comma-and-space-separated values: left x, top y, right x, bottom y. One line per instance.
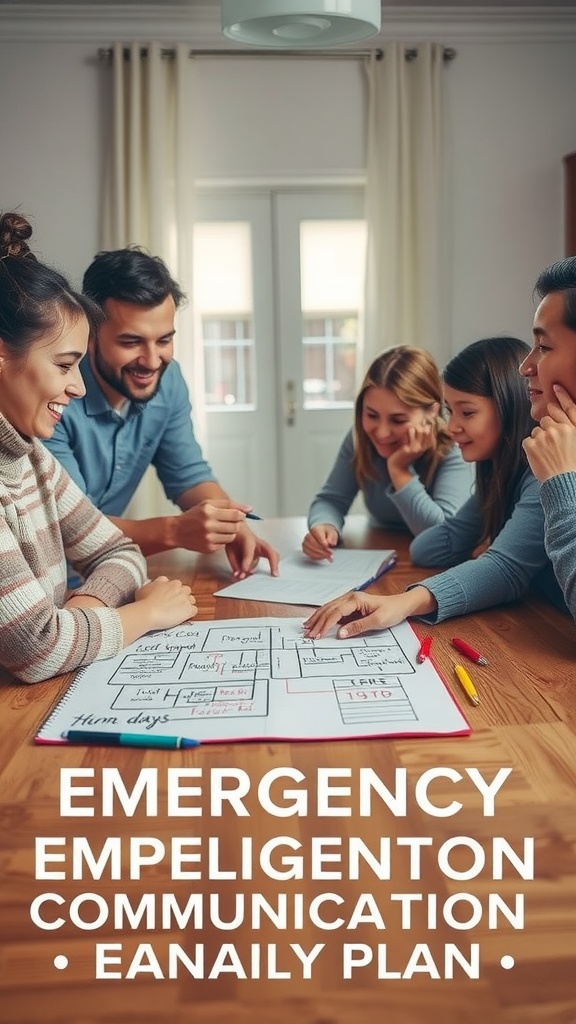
539, 471, 576, 619
408, 467, 566, 622
307, 428, 474, 538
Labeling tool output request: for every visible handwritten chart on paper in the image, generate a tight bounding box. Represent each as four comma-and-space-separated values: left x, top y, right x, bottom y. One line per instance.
36, 618, 469, 745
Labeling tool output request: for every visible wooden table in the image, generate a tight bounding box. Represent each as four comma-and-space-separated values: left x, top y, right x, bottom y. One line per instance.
1, 517, 576, 1024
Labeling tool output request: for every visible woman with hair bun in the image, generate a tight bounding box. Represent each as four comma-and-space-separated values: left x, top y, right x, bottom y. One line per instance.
303, 336, 566, 638
302, 345, 473, 560
0, 212, 197, 683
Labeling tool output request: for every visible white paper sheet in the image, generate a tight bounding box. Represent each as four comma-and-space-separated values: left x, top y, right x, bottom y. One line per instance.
36, 617, 469, 745
214, 548, 397, 606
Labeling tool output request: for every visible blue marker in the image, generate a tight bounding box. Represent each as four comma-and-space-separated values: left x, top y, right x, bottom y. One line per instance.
62, 731, 200, 749
353, 553, 398, 593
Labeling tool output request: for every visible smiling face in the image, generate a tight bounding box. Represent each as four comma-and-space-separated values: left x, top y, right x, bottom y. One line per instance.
90, 295, 176, 409
0, 315, 87, 439
361, 386, 432, 458
443, 383, 502, 462
518, 291, 576, 422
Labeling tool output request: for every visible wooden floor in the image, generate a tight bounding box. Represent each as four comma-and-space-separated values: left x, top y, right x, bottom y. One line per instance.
1, 518, 576, 1024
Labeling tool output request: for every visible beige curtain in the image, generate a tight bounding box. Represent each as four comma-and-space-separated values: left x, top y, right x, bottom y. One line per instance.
103, 41, 203, 517
362, 42, 447, 377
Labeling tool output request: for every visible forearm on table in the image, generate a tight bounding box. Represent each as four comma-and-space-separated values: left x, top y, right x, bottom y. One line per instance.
108, 514, 179, 556
64, 594, 108, 610
107, 482, 240, 555
307, 492, 349, 534
67, 598, 159, 648
115, 601, 157, 647
65, 593, 168, 648
401, 584, 439, 618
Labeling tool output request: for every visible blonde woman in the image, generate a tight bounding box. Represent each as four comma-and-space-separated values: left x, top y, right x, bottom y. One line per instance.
302, 346, 473, 560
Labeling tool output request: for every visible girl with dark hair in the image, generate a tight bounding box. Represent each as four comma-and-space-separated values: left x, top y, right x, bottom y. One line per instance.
0, 212, 197, 683
302, 346, 472, 561
441, 336, 533, 553
303, 336, 566, 639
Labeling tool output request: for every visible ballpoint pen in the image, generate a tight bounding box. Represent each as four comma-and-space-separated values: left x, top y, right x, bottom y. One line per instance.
417, 636, 432, 663
62, 731, 201, 749
245, 512, 263, 520
353, 553, 398, 592
451, 637, 488, 665
453, 664, 480, 706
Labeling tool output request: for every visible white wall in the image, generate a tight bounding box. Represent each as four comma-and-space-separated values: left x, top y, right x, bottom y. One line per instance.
447, 41, 576, 351
0, 42, 106, 287
191, 57, 366, 179
1, 33, 575, 348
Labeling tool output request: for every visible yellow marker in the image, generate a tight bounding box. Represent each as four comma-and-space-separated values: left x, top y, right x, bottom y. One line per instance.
454, 663, 480, 706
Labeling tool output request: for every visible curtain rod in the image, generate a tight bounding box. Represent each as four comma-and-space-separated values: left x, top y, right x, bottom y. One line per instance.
97, 46, 456, 63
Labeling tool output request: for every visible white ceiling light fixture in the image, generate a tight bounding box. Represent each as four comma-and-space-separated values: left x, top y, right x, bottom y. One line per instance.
221, 0, 381, 49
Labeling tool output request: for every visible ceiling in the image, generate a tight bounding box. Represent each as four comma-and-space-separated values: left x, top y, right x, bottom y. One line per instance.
1, 0, 576, 7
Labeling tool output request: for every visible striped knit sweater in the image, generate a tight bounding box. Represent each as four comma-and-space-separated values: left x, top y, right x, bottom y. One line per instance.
0, 412, 147, 683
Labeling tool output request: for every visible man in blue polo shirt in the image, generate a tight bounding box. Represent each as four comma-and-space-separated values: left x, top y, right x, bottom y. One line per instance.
45, 247, 279, 579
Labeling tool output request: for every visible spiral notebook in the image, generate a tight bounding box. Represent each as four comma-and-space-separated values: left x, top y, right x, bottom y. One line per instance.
35, 617, 470, 746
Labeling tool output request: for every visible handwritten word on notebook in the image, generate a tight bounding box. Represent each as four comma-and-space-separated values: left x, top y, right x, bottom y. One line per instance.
214, 548, 397, 606
36, 617, 469, 746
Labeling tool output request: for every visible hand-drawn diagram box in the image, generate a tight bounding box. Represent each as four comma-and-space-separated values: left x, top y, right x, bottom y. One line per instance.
109, 648, 270, 686
111, 678, 268, 718
104, 623, 416, 725
333, 676, 416, 724
273, 643, 413, 679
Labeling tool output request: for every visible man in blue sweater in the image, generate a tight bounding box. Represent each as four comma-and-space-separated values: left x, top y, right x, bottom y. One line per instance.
45, 247, 278, 579
521, 255, 576, 618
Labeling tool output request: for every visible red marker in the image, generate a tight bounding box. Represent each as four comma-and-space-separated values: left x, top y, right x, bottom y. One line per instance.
451, 637, 488, 666
417, 636, 432, 663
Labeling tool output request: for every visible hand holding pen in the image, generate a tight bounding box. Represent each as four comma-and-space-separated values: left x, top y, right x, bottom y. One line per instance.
176, 499, 260, 554
302, 523, 340, 561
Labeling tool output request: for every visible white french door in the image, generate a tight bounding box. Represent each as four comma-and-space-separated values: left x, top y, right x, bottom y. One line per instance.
193, 188, 366, 516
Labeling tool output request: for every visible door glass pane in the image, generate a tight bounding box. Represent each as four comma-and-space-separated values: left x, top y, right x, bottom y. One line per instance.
300, 220, 366, 410
193, 222, 256, 411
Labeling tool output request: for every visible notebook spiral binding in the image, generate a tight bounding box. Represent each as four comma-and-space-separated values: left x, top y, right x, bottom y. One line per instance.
35, 665, 90, 744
